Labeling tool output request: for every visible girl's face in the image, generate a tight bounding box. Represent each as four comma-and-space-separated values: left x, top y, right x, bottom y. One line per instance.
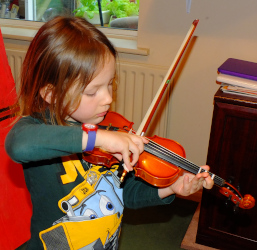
67, 56, 116, 125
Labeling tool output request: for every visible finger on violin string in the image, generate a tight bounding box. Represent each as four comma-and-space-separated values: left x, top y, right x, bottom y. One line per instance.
129, 135, 148, 153
196, 170, 209, 179
200, 165, 210, 172
204, 175, 215, 189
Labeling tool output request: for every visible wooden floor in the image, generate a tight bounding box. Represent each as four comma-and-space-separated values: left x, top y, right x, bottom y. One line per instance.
179, 191, 219, 250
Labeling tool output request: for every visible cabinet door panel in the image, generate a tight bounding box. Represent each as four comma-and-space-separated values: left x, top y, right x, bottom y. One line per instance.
196, 101, 257, 250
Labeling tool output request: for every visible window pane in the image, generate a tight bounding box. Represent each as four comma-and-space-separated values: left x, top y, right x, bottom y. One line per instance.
75, 0, 139, 30
0, 0, 139, 30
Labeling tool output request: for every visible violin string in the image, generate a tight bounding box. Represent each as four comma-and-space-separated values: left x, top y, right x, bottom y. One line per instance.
146, 141, 224, 187
146, 140, 200, 174
145, 139, 225, 186
146, 139, 199, 172
148, 139, 225, 186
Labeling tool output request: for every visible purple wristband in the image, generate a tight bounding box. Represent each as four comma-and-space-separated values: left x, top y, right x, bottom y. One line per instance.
84, 131, 96, 152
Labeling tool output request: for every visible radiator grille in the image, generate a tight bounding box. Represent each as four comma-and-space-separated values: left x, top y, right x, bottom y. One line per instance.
6, 49, 25, 90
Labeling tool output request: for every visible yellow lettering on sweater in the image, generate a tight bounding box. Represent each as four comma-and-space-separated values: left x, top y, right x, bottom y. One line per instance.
60, 155, 86, 184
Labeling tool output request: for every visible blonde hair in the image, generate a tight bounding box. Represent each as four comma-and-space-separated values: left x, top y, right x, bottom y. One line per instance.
18, 16, 116, 125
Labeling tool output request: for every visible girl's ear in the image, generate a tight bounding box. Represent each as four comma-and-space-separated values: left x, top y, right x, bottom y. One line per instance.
40, 84, 54, 104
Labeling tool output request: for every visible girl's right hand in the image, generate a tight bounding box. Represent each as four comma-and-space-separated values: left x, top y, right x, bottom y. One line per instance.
83, 130, 148, 171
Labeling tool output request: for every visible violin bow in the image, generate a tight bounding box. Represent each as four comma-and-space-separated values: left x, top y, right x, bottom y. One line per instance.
119, 20, 199, 182
136, 19, 199, 136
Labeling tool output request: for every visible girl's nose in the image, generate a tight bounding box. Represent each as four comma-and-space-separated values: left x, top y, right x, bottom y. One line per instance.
103, 90, 113, 105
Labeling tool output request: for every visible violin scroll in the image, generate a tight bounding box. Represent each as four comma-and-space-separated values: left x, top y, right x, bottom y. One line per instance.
241, 194, 256, 209
219, 183, 255, 209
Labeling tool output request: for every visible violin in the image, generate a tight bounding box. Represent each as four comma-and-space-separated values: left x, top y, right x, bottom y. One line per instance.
83, 19, 255, 210
83, 111, 255, 210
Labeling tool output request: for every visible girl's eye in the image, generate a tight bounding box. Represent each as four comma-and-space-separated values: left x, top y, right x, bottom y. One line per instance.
83, 89, 97, 96
83, 87, 97, 96
85, 92, 96, 97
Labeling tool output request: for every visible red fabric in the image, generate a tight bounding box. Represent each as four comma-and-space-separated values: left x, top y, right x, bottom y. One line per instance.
0, 28, 32, 249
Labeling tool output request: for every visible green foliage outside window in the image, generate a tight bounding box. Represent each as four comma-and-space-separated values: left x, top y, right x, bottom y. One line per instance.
74, 0, 139, 19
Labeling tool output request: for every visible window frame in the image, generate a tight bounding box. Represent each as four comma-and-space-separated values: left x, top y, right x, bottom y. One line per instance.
0, 18, 148, 55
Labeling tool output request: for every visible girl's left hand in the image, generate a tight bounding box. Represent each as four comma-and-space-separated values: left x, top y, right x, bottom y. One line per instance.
158, 165, 214, 199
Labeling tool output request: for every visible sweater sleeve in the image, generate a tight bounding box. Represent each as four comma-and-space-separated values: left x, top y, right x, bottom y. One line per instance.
123, 172, 175, 209
5, 116, 83, 163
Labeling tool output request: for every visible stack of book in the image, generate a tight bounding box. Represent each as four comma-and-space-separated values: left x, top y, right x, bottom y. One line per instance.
216, 58, 257, 98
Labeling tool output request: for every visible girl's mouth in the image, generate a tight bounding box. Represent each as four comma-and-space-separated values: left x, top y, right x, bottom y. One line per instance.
97, 111, 108, 117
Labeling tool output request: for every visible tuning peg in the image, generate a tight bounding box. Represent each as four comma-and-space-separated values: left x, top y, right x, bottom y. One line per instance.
225, 194, 232, 208
233, 202, 239, 214
227, 176, 235, 184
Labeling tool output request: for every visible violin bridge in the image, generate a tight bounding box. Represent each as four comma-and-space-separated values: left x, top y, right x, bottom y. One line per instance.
106, 123, 112, 131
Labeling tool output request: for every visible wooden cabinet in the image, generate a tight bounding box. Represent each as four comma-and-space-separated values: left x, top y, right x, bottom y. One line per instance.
196, 89, 257, 250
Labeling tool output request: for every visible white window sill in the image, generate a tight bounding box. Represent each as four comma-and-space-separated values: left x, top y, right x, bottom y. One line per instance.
0, 19, 149, 56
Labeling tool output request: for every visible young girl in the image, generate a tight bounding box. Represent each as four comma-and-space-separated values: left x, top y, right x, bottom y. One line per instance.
5, 16, 213, 250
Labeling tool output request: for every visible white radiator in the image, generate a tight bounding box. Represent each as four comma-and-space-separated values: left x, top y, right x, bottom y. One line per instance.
6, 49, 170, 137
6, 49, 25, 89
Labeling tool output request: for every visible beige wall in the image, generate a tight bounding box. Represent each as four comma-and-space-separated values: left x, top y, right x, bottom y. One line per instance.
119, 0, 257, 166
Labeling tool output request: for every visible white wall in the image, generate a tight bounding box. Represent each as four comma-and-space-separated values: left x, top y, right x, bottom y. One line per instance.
119, 0, 257, 166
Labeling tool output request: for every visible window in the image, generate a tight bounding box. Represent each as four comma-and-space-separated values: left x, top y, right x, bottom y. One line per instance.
0, 0, 139, 30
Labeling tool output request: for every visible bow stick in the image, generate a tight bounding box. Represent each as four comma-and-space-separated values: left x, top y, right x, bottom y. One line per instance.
136, 19, 199, 136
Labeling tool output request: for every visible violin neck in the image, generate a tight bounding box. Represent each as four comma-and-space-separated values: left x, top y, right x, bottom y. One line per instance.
144, 142, 225, 187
